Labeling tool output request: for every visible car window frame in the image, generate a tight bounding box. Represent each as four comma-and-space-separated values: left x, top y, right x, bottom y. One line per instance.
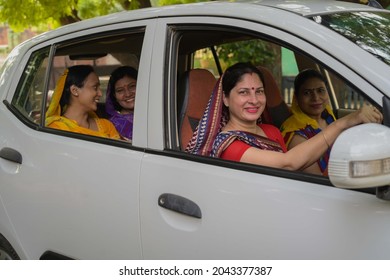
162, 18, 385, 189
7, 24, 152, 149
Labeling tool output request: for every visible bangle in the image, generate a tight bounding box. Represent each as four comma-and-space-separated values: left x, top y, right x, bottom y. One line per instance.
322, 132, 330, 148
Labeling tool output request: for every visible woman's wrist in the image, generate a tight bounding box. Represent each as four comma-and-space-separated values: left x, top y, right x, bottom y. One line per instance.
335, 113, 358, 131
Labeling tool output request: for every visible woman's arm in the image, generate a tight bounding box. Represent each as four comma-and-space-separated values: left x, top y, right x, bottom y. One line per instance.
288, 134, 323, 175
240, 105, 383, 171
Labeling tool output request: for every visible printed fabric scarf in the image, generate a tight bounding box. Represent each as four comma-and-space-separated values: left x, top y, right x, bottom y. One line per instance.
185, 75, 227, 156
280, 97, 336, 173
211, 130, 284, 158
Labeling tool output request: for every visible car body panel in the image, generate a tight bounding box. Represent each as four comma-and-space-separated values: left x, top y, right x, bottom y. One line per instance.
0, 0, 389, 259
1, 98, 144, 260
140, 153, 390, 259
0, 20, 156, 260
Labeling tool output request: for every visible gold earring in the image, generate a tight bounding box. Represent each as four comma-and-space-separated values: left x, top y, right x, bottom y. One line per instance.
71, 85, 79, 96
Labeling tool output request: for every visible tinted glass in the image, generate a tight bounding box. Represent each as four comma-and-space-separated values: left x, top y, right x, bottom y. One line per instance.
315, 12, 390, 65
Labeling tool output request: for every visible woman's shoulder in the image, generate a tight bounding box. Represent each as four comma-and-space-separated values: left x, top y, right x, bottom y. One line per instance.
95, 117, 120, 139
259, 123, 287, 152
96, 117, 111, 123
46, 116, 75, 131
92, 117, 113, 130
259, 123, 280, 133
280, 113, 299, 127
95, 117, 116, 126
220, 139, 251, 161
47, 120, 69, 130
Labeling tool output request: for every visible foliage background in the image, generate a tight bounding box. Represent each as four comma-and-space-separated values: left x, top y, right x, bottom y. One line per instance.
1, 0, 389, 33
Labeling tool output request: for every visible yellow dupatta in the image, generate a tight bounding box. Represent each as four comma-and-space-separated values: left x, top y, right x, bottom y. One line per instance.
45, 69, 120, 139
280, 97, 336, 147
45, 69, 68, 123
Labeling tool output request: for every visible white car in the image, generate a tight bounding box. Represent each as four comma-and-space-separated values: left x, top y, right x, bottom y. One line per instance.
1, 0, 390, 260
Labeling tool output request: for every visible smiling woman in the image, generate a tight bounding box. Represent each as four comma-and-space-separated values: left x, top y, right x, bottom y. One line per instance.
45, 65, 120, 139
105, 66, 138, 141
280, 69, 336, 176
186, 62, 383, 172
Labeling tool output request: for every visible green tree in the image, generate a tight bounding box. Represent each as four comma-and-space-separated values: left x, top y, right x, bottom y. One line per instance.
0, 0, 153, 32
217, 40, 278, 69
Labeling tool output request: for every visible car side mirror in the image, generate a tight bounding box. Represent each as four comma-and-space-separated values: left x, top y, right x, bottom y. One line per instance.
328, 123, 390, 189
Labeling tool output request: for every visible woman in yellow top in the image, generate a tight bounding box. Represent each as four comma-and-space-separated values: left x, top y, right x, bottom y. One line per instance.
281, 69, 334, 175
46, 65, 120, 139
280, 69, 381, 176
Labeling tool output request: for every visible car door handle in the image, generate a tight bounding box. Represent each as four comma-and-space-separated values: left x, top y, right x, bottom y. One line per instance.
0, 147, 23, 164
158, 193, 202, 219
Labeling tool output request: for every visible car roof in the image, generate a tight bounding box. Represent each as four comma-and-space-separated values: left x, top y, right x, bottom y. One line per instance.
238, 0, 380, 16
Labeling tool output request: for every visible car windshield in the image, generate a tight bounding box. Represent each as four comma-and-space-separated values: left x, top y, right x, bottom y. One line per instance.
313, 11, 390, 66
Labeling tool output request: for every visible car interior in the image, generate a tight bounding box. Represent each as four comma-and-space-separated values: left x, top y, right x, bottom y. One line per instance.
171, 27, 371, 151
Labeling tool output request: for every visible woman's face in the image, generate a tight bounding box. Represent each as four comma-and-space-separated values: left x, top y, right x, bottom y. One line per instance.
223, 73, 266, 124
75, 72, 102, 112
114, 75, 137, 113
297, 77, 329, 119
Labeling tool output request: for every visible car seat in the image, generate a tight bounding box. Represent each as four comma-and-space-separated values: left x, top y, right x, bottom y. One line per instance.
178, 68, 217, 150
258, 66, 291, 128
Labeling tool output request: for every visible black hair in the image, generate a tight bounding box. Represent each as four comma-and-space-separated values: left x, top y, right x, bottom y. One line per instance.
108, 66, 138, 111
59, 65, 95, 112
294, 69, 327, 96
222, 62, 265, 97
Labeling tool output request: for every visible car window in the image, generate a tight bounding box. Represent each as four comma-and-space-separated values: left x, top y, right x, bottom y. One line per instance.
315, 11, 390, 66
171, 25, 377, 177
173, 28, 288, 150
11, 30, 145, 141
323, 70, 369, 117
11, 47, 50, 124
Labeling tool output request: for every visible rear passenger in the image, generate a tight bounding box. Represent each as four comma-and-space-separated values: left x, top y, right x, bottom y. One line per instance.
105, 66, 138, 142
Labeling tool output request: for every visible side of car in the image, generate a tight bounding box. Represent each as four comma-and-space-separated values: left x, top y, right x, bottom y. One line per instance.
139, 14, 390, 259
0, 2, 390, 259
0, 19, 156, 260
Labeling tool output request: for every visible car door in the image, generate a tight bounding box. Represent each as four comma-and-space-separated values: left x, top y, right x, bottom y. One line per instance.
0, 20, 156, 259
139, 16, 390, 259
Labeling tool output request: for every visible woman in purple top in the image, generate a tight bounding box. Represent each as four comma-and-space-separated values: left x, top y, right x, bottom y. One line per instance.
105, 66, 138, 141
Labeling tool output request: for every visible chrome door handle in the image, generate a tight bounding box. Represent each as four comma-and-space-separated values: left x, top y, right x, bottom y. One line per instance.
0, 147, 23, 164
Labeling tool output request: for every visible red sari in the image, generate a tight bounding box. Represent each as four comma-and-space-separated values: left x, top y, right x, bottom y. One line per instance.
218, 124, 287, 161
